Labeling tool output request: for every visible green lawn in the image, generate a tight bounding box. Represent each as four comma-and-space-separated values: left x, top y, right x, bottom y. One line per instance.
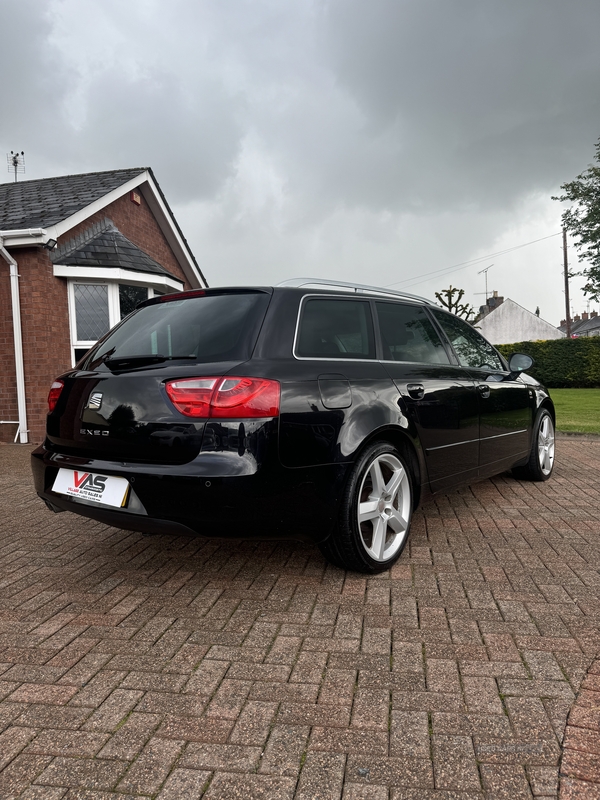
549, 388, 600, 434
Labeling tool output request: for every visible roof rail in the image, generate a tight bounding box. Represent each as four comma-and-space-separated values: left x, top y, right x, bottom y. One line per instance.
277, 277, 433, 305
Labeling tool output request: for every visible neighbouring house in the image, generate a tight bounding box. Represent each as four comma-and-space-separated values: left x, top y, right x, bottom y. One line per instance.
558, 311, 600, 337
476, 296, 565, 345
1, 167, 207, 445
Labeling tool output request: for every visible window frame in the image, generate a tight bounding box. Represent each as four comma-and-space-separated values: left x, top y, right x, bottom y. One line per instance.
373, 299, 454, 366
67, 279, 165, 367
292, 294, 378, 362
427, 307, 509, 373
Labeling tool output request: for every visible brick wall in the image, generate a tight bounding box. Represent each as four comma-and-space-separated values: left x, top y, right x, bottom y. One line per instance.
0, 183, 197, 444
22, 248, 71, 444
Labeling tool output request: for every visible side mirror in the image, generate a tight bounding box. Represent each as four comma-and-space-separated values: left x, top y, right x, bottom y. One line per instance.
508, 353, 533, 376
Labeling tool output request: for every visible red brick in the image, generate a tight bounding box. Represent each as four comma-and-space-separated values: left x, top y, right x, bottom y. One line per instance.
8, 684, 77, 705
258, 724, 310, 777
0, 726, 37, 770
561, 748, 600, 784
81, 688, 143, 732
116, 736, 183, 795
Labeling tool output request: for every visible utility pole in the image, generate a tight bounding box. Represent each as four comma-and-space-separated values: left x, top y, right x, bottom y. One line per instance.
563, 228, 571, 338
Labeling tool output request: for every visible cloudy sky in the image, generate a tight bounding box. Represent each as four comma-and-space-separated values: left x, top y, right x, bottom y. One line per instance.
2, 0, 600, 325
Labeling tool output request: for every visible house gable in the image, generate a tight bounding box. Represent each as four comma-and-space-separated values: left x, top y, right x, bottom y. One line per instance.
0, 168, 206, 289
477, 298, 564, 345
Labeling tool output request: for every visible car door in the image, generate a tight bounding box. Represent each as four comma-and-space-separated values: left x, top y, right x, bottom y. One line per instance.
375, 301, 480, 492
429, 309, 532, 475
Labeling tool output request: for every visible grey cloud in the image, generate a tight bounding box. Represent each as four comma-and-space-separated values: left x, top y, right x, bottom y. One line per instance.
0, 1, 74, 167
0, 0, 597, 321
320, 0, 600, 210
71, 68, 244, 202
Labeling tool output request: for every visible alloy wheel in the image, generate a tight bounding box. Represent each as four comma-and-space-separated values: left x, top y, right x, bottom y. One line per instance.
538, 414, 555, 476
356, 453, 411, 562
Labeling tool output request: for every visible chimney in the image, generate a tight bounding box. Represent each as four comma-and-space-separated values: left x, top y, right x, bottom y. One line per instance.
582, 312, 589, 321
574, 315, 581, 322
592, 311, 598, 318
487, 292, 504, 311
560, 319, 566, 327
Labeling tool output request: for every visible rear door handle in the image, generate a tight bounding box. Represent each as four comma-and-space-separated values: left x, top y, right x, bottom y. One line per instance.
407, 383, 425, 400
478, 384, 491, 399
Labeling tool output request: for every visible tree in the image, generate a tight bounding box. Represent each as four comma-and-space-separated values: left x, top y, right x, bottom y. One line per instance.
434, 285, 475, 321
553, 137, 600, 301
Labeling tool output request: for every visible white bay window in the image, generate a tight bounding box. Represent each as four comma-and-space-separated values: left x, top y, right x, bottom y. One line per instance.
67, 280, 168, 365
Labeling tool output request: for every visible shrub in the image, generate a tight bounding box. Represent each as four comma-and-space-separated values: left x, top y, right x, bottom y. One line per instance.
496, 338, 600, 388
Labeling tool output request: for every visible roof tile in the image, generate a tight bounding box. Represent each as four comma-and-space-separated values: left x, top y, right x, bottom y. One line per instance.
52, 218, 178, 280
0, 168, 147, 229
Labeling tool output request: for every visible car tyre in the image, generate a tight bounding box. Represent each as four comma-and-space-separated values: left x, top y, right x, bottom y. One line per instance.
320, 442, 413, 573
512, 408, 555, 482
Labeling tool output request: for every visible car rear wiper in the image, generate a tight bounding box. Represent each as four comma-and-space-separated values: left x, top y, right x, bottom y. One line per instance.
104, 354, 197, 370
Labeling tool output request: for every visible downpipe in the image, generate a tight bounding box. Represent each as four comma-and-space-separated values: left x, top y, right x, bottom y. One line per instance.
0, 238, 28, 444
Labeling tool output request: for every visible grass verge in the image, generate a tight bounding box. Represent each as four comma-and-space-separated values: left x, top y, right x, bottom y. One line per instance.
549, 388, 600, 434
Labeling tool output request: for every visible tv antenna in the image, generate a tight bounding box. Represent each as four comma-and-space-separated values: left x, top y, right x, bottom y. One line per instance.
7, 151, 25, 182
477, 264, 494, 299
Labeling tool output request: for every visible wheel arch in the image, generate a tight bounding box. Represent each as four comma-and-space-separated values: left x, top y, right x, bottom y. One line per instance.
539, 398, 556, 425
535, 388, 556, 424
349, 425, 425, 509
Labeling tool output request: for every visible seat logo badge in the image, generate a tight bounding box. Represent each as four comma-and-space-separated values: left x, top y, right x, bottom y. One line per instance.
87, 392, 103, 409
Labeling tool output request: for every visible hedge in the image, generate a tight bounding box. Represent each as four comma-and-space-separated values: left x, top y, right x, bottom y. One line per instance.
496, 337, 600, 388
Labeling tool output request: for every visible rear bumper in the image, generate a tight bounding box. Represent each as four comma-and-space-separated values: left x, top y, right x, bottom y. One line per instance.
31, 444, 348, 543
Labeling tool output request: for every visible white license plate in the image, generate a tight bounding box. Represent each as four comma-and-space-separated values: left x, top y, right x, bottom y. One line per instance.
52, 468, 130, 508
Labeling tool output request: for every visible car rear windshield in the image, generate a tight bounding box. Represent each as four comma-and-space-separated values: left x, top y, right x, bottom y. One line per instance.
86, 291, 271, 366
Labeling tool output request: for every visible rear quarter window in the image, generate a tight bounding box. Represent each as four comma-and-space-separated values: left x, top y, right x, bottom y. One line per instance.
296, 298, 376, 359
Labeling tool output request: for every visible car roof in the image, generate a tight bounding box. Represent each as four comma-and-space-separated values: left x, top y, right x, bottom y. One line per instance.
276, 278, 433, 305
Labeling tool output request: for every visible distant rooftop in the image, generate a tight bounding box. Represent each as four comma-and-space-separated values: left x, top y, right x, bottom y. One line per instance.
559, 311, 600, 336
0, 168, 146, 229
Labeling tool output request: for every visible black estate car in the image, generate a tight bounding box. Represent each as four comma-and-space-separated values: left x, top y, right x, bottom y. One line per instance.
32, 278, 555, 573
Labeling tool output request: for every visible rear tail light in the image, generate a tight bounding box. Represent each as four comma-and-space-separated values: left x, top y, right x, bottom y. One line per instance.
165, 376, 280, 419
48, 380, 64, 412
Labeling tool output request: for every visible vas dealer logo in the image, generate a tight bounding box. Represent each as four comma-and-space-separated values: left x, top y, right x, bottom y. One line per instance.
72, 472, 107, 493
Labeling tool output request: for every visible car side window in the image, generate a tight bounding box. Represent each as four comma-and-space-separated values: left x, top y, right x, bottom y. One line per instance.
431, 309, 504, 371
376, 302, 450, 364
296, 298, 376, 359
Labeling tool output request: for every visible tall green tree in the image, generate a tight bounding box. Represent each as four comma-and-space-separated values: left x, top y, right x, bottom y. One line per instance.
553, 137, 600, 301
435, 285, 475, 321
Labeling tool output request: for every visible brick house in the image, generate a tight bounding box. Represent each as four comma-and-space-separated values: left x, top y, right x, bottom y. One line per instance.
0, 168, 207, 445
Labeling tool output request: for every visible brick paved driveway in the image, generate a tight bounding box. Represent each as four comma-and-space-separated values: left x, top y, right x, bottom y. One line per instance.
1, 439, 600, 799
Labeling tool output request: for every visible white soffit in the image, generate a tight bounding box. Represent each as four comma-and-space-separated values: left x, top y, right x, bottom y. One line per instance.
53, 265, 184, 292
